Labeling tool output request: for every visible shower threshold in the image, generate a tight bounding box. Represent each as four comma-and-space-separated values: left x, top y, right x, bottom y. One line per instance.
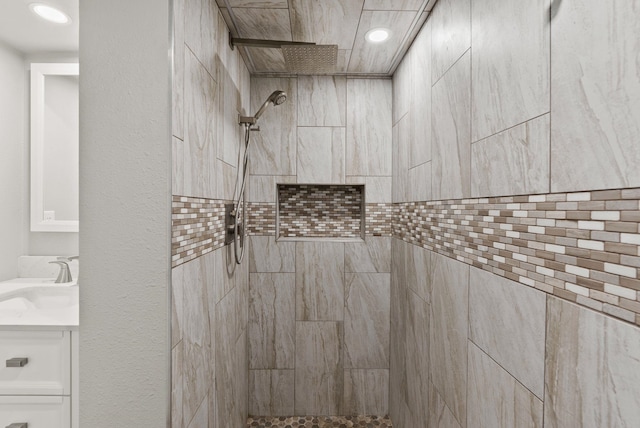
246, 415, 393, 427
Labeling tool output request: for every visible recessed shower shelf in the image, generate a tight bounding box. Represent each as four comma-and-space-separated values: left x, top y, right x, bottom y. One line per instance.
276, 184, 365, 242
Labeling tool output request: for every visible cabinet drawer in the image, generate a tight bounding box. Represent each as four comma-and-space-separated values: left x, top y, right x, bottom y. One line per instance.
0, 395, 70, 428
0, 331, 70, 395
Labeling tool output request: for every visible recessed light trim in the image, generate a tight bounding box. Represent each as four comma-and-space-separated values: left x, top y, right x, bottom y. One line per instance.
365, 28, 391, 43
29, 3, 71, 24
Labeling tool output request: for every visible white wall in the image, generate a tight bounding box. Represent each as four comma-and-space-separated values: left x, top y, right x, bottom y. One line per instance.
80, 0, 171, 426
0, 42, 26, 280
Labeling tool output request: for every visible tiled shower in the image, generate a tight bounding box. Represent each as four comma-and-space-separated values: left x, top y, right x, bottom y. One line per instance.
170, 0, 640, 427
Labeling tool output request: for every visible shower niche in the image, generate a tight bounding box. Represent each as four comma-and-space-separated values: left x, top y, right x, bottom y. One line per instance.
276, 184, 365, 241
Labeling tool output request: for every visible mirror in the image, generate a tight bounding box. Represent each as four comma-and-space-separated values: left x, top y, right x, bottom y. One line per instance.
30, 62, 79, 232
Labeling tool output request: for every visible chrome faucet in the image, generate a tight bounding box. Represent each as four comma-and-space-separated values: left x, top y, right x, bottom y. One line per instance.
48, 256, 78, 283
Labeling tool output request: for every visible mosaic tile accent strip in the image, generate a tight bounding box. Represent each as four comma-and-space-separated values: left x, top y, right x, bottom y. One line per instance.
366, 203, 393, 237
277, 184, 364, 239
247, 202, 277, 236
171, 195, 226, 267
393, 188, 640, 327
247, 202, 394, 238
246, 415, 393, 427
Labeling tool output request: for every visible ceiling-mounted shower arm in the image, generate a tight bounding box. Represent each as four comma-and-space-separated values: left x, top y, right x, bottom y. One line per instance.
229, 33, 316, 50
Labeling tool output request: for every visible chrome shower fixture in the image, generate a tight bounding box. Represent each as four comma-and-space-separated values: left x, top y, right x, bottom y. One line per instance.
239, 90, 287, 125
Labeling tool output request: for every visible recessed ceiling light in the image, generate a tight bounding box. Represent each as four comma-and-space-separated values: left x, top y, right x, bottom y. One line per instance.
29, 3, 71, 24
365, 28, 391, 43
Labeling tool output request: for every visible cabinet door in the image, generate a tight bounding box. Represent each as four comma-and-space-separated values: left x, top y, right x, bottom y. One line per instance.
0, 395, 70, 428
0, 331, 71, 395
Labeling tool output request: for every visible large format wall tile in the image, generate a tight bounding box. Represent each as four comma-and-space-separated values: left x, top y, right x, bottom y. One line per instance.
346, 176, 392, 203
429, 381, 462, 428
389, 240, 409, 425
343, 369, 389, 416
173, 0, 185, 140
297, 76, 346, 127
249, 273, 295, 369
344, 273, 390, 368
249, 236, 295, 273
471, 0, 550, 141
469, 267, 546, 398
249, 369, 295, 417
406, 243, 431, 303
431, 0, 470, 84
250, 77, 297, 175
216, 70, 241, 167
184, 0, 218, 77
405, 288, 430, 426
392, 115, 409, 203
551, 0, 640, 192
248, 175, 296, 203
471, 114, 550, 198
345, 237, 391, 273
545, 297, 640, 427
408, 161, 432, 202
184, 48, 217, 199
409, 19, 432, 168
297, 127, 345, 183
430, 253, 469, 426
172, 342, 183, 428
176, 257, 212, 426
392, 50, 411, 125
467, 343, 543, 428
295, 242, 345, 321
295, 322, 344, 415
346, 79, 393, 176
432, 51, 471, 200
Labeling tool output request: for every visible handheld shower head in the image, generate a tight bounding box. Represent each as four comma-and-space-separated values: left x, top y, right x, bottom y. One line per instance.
253, 90, 287, 121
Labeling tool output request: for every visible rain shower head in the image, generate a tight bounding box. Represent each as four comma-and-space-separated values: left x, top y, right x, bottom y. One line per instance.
253, 90, 287, 121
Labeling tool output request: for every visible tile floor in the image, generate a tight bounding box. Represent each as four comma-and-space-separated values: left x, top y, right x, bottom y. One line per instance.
246, 415, 393, 427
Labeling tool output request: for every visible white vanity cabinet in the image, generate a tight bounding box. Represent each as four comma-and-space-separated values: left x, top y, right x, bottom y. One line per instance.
0, 330, 77, 428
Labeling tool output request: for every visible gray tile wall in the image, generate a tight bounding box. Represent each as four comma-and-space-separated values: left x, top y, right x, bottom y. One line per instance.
247, 75, 393, 416
171, 0, 251, 426
391, 0, 640, 426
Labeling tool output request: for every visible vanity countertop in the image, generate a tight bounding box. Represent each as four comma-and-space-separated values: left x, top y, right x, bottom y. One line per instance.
0, 278, 79, 330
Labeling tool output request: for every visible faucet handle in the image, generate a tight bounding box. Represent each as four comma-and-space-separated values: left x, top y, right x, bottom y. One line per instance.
49, 261, 73, 283
57, 255, 79, 262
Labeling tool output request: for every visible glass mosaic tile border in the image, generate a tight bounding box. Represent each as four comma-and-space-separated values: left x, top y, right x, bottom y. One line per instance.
393, 188, 640, 327
171, 196, 226, 267
246, 415, 393, 427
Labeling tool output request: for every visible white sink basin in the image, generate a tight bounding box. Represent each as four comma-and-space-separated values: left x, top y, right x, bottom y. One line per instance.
0, 279, 79, 327
0, 285, 78, 311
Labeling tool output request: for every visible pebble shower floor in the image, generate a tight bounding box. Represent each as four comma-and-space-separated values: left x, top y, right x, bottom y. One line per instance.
246, 415, 393, 427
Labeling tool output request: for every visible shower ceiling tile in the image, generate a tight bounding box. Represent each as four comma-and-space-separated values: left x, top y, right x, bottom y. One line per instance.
348, 11, 417, 75
224, 0, 288, 7
232, 7, 292, 40
290, 0, 364, 50
217, 0, 434, 75
364, 0, 424, 11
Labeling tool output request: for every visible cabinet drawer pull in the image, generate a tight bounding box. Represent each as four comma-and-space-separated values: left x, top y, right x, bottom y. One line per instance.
5, 357, 29, 367
6, 423, 28, 428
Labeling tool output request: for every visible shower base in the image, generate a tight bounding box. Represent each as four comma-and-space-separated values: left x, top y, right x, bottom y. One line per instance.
246, 415, 393, 427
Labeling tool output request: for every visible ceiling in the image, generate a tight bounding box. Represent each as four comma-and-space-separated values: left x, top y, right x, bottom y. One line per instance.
0, 0, 78, 54
216, 0, 437, 77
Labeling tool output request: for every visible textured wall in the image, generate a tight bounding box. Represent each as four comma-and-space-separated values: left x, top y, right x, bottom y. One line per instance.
80, 0, 171, 426
170, 0, 251, 426
390, 0, 640, 427
246, 76, 393, 416
0, 43, 25, 281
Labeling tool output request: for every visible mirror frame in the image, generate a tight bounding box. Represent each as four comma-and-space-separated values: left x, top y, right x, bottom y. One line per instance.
30, 62, 79, 232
